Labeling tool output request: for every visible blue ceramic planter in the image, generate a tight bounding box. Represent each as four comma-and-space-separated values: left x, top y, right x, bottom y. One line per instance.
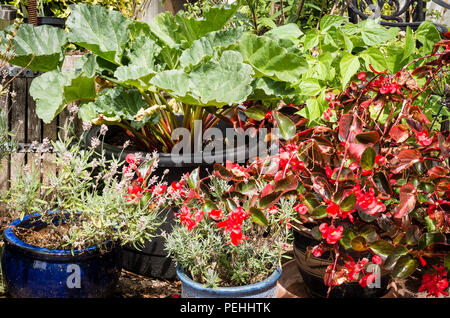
176, 266, 281, 298
1, 212, 122, 298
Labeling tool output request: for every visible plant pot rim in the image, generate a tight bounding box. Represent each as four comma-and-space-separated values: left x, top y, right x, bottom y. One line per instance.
176, 265, 281, 295
85, 124, 259, 167
3, 210, 110, 260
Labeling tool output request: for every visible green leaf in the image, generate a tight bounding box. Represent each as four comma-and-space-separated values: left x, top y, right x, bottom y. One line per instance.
188, 167, 200, 189
340, 193, 356, 211
151, 50, 254, 107
445, 253, 450, 271
319, 15, 348, 32
273, 111, 296, 140
259, 191, 283, 209
30, 70, 96, 124
265, 23, 303, 42
303, 98, 324, 123
114, 36, 161, 89
303, 30, 320, 50
250, 78, 295, 101
405, 225, 421, 245
415, 21, 441, 54
3, 24, 67, 72
179, 27, 243, 70
67, 4, 131, 64
373, 171, 393, 195
402, 26, 415, 63
244, 105, 268, 120
359, 19, 396, 46
424, 216, 436, 232
310, 225, 323, 241
392, 255, 418, 279
149, 4, 239, 49
360, 47, 388, 73
418, 232, 446, 250
311, 206, 327, 219
384, 246, 408, 270
78, 87, 147, 127
236, 180, 258, 196
356, 131, 380, 144
369, 240, 396, 260
351, 236, 367, 252
360, 147, 376, 171
339, 52, 360, 89
298, 78, 322, 96
250, 207, 269, 227
238, 33, 308, 83
202, 201, 218, 213
359, 225, 378, 243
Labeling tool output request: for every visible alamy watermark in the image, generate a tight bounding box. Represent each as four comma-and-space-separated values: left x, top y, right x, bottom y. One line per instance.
66, 264, 81, 289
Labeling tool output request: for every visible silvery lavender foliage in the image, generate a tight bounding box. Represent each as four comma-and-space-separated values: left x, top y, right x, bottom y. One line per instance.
0, 108, 17, 163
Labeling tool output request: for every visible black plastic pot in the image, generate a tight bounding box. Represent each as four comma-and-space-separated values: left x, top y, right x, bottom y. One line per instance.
24, 17, 66, 28
293, 228, 391, 298
85, 120, 259, 279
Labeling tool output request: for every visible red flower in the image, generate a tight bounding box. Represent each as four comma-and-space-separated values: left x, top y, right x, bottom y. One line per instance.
419, 256, 427, 267
345, 258, 368, 282
418, 266, 449, 298
326, 201, 355, 221
375, 155, 386, 165
264, 112, 273, 119
319, 223, 343, 245
125, 154, 137, 164
325, 91, 335, 101
352, 186, 386, 216
208, 208, 224, 221
126, 185, 143, 203
278, 152, 305, 172
311, 244, 324, 257
359, 273, 377, 288
151, 184, 167, 196
323, 108, 334, 121
217, 207, 250, 245
268, 205, 279, 215
229, 231, 248, 246
357, 72, 366, 82
294, 204, 308, 215
325, 166, 335, 180
226, 162, 250, 178
372, 255, 382, 265
176, 206, 197, 231
416, 130, 433, 146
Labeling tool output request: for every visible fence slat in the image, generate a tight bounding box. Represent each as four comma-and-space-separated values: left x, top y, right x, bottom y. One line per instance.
0, 89, 10, 191
10, 78, 27, 187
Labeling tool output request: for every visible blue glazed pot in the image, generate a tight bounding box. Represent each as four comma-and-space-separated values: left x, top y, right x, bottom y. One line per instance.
176, 266, 281, 298
1, 212, 122, 298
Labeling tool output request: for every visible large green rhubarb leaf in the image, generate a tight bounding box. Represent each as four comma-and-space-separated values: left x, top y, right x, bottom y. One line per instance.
114, 36, 161, 89
2, 24, 67, 72
237, 33, 308, 83
151, 50, 254, 107
179, 27, 243, 70
149, 4, 239, 49
78, 87, 148, 128
249, 77, 295, 101
30, 70, 96, 123
67, 4, 131, 64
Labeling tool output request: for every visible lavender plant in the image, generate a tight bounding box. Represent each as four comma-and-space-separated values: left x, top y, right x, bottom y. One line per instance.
2, 124, 164, 251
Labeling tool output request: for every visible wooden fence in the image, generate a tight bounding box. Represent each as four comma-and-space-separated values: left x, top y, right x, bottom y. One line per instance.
0, 55, 83, 190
